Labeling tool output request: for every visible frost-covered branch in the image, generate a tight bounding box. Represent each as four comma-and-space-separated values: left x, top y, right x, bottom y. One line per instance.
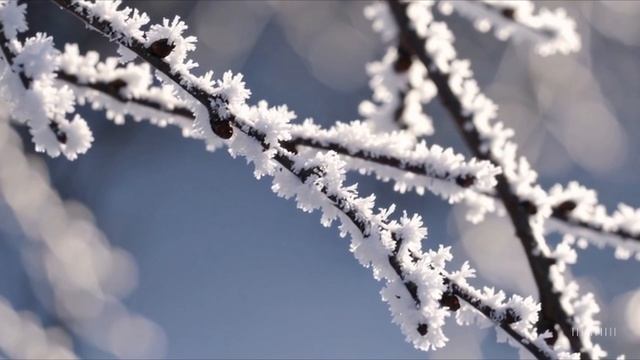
55, 44, 195, 131
0, 0, 92, 159
46, 1, 569, 357
0, 7, 66, 151
385, 1, 601, 357
288, 121, 500, 201
436, 0, 580, 56
359, 44, 434, 138
52, 47, 499, 203
361, 4, 436, 138
548, 182, 640, 260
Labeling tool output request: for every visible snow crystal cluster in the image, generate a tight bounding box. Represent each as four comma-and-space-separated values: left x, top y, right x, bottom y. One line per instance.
292, 119, 501, 202
545, 235, 606, 358
358, 45, 436, 139
437, 0, 581, 56
361, 3, 436, 139
0, 1, 92, 160
57, 44, 194, 132
74, 0, 149, 44
548, 182, 640, 260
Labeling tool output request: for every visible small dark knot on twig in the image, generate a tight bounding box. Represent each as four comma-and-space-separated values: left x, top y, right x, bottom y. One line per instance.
393, 48, 413, 72
298, 166, 325, 183
149, 38, 175, 58
439, 292, 460, 311
553, 200, 577, 218
49, 121, 67, 144
106, 79, 127, 94
280, 140, 298, 154
394, 35, 413, 73
210, 120, 233, 139
455, 175, 476, 188
503, 308, 520, 325
417, 323, 428, 336
501, 8, 515, 20
520, 200, 538, 215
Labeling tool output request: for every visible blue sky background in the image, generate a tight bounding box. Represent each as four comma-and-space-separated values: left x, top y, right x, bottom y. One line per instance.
1, 1, 639, 358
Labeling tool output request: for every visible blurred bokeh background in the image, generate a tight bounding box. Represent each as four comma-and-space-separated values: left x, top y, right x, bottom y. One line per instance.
1, 0, 639, 358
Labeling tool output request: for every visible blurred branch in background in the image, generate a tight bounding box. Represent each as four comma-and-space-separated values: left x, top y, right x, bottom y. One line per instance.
0, 119, 166, 358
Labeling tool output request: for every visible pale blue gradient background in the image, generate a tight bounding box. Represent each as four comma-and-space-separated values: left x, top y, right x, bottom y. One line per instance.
1, 1, 639, 358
